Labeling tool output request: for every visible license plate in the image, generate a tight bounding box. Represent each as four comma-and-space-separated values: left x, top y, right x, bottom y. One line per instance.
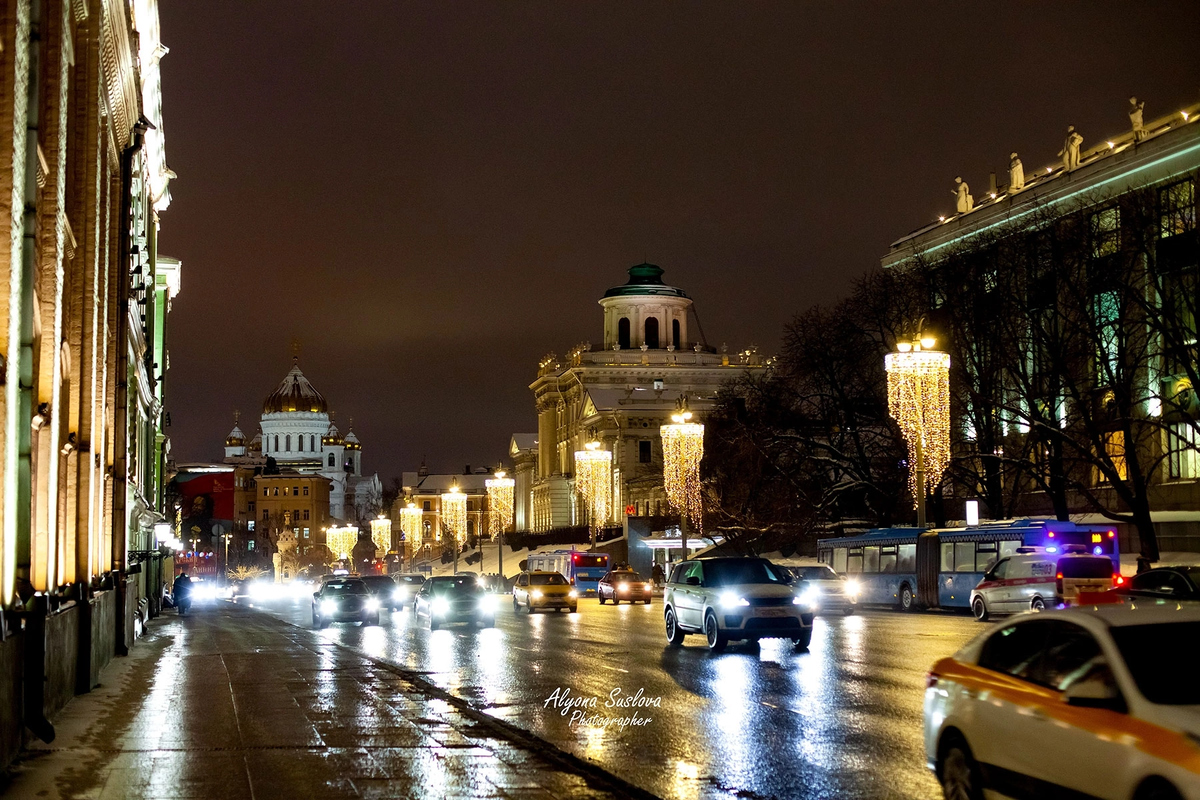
758, 607, 788, 617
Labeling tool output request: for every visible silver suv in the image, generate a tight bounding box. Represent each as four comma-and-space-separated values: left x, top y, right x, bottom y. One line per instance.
663, 557, 815, 652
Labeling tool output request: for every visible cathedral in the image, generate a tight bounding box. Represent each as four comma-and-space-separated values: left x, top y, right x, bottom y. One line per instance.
222, 358, 383, 522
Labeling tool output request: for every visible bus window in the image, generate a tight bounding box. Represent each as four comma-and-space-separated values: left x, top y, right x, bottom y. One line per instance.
898, 544, 916, 572
847, 549, 863, 574
880, 546, 897, 573
1000, 540, 1018, 559
941, 542, 954, 572
833, 548, 848, 573
976, 543, 998, 572
863, 546, 880, 573
955, 542, 976, 572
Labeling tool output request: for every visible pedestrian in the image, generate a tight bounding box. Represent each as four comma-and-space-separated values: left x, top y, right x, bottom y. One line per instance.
651, 563, 664, 587
173, 571, 193, 615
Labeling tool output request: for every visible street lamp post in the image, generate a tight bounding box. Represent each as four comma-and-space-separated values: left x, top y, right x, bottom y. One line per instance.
574, 442, 612, 553
400, 502, 422, 571
885, 333, 951, 529
661, 398, 704, 568
486, 470, 514, 579
442, 484, 467, 575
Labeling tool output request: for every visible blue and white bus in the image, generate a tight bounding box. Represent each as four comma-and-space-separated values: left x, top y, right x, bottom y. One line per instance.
816, 519, 1119, 611
526, 550, 611, 595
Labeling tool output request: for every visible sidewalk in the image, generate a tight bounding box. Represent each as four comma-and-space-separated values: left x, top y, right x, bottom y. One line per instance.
0, 605, 636, 800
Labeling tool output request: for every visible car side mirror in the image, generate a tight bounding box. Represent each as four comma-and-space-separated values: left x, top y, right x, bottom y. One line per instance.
1064, 674, 1125, 713
313, 592, 320, 599
686, 576, 700, 586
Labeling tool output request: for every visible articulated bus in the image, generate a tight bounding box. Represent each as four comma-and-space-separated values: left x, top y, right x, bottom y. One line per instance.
526, 550, 611, 595
816, 519, 1119, 611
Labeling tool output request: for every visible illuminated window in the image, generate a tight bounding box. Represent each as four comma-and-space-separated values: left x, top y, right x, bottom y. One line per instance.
1091, 207, 1120, 257
644, 317, 659, 349
303, 528, 310, 538
1093, 291, 1120, 380
618, 317, 630, 349
248, 520, 255, 531
1168, 422, 1199, 479
1095, 431, 1128, 484
1160, 180, 1196, 239
303, 486, 309, 496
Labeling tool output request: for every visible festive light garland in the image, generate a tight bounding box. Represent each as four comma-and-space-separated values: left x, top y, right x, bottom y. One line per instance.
369, 517, 392, 556
326, 525, 359, 561
661, 415, 704, 531
885, 348, 951, 504
441, 486, 467, 548
399, 502, 422, 545
574, 443, 612, 534
485, 472, 515, 537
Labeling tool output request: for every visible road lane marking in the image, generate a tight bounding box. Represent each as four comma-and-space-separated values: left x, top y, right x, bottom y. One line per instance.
596, 664, 630, 674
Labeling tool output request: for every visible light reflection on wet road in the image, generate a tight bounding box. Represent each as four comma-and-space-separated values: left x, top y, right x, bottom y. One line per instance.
240, 594, 978, 799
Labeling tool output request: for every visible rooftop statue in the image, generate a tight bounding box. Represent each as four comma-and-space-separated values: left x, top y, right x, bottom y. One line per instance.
1129, 96, 1146, 141
1008, 152, 1025, 192
1059, 125, 1083, 171
953, 177, 974, 214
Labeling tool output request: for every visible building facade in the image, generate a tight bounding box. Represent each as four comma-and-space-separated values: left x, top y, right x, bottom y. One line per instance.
0, 0, 177, 766
523, 264, 769, 532
397, 467, 492, 567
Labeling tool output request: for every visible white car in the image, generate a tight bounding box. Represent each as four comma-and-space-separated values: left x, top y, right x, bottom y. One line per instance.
970, 548, 1118, 621
663, 557, 815, 652
924, 603, 1200, 800
790, 565, 860, 614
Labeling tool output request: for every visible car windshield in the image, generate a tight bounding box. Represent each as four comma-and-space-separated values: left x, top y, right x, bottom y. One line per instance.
795, 566, 838, 580
430, 577, 483, 594
323, 581, 367, 595
611, 571, 643, 582
397, 576, 425, 586
358, 576, 395, 590
1110, 622, 1200, 705
1180, 567, 1200, 587
703, 559, 789, 587
1059, 557, 1112, 578
530, 573, 568, 586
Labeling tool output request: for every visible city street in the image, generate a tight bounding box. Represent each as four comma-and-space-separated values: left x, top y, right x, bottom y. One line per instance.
244, 592, 979, 800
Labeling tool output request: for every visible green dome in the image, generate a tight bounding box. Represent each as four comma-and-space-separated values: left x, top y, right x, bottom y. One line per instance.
602, 263, 689, 299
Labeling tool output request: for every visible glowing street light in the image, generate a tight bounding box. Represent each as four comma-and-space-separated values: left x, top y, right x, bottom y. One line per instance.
574, 441, 612, 552
486, 469, 515, 577
661, 397, 704, 565
442, 484, 467, 574
885, 333, 951, 529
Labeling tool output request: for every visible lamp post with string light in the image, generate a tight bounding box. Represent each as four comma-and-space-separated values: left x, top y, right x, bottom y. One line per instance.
885, 331, 951, 529
661, 396, 704, 568
486, 469, 514, 580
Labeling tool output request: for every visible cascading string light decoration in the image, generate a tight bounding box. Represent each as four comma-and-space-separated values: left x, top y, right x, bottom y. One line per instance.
369, 516, 392, 557
885, 335, 951, 525
400, 502, 422, 548
661, 407, 704, 531
573, 442, 612, 542
441, 485, 468, 550
485, 471, 515, 537
326, 525, 359, 561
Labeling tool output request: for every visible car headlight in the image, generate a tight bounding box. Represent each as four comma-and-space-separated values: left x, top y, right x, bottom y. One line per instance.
568, 589, 578, 598
479, 594, 497, 611
531, 590, 543, 599
719, 592, 750, 609
365, 598, 380, 612
794, 590, 818, 609
393, 588, 407, 601
320, 600, 337, 614
432, 597, 450, 616
618, 583, 629, 593
844, 579, 860, 597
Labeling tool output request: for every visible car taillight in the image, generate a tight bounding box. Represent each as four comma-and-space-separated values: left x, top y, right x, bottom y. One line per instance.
1113, 575, 1124, 586
1056, 572, 1064, 580
925, 673, 939, 689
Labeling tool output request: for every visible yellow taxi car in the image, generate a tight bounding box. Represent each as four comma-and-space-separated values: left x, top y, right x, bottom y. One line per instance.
512, 570, 578, 613
924, 602, 1200, 800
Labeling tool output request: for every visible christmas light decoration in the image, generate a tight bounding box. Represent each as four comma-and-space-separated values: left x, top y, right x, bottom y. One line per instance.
400, 502, 422, 544
485, 471, 515, 537
326, 525, 359, 561
441, 485, 467, 549
661, 409, 704, 530
574, 442, 612, 539
369, 516, 392, 556
886, 339, 951, 524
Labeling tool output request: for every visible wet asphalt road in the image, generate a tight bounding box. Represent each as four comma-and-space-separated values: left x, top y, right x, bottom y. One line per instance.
238, 593, 978, 800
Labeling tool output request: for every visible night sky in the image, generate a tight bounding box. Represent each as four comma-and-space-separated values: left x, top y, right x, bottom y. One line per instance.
158, 1, 1200, 482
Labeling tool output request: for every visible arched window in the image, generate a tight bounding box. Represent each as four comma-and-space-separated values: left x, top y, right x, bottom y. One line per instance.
618, 317, 630, 349
285, 435, 291, 452
644, 317, 659, 349
672, 319, 681, 349
310, 435, 316, 451
328, 453, 335, 467
273, 435, 279, 452
297, 436, 303, 452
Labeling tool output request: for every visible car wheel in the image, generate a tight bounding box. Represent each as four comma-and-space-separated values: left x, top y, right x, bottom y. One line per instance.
899, 584, 915, 612
1031, 596, 1046, 612
704, 612, 727, 653
971, 597, 988, 622
792, 628, 812, 651
512, 596, 519, 611
525, 599, 534, 614
480, 615, 495, 628
644, 599, 651, 605
843, 606, 854, 615
940, 739, 983, 800
370, 612, 380, 626
428, 617, 439, 631
312, 614, 322, 629
612, 598, 619, 605
599, 594, 606, 604
664, 607, 685, 646
1134, 778, 1185, 800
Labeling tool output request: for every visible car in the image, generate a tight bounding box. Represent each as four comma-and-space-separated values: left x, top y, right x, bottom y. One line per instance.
414, 575, 497, 630
924, 603, 1200, 800
356, 574, 404, 610
598, 568, 652, 605
790, 565, 859, 615
970, 548, 1118, 621
311, 579, 380, 628
391, 573, 427, 609
512, 570, 578, 613
1115, 566, 1200, 602
663, 557, 815, 652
